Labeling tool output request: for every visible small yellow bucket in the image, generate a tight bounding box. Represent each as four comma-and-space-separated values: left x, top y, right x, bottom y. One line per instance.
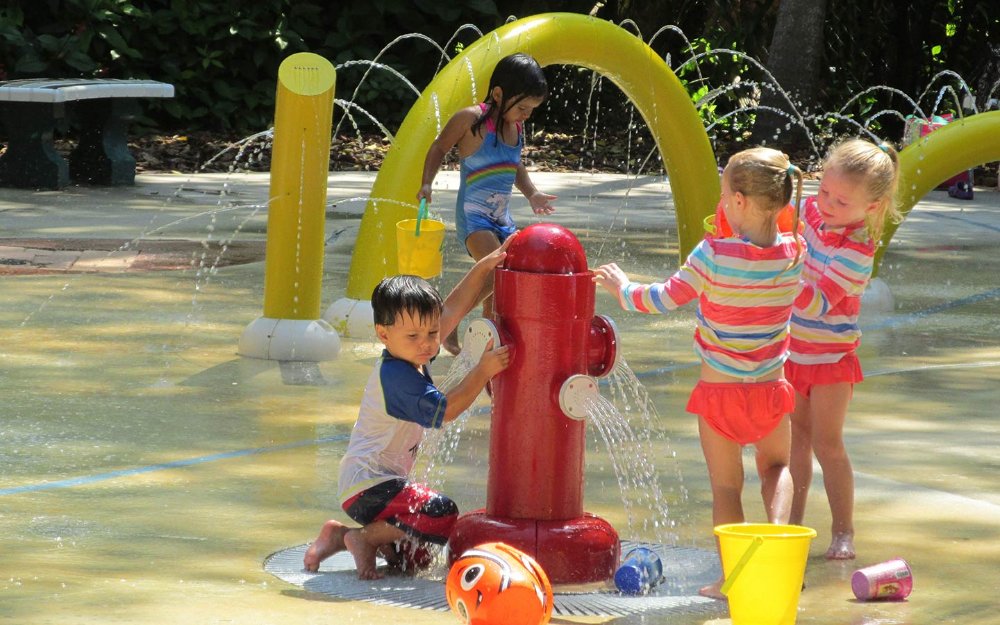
715, 523, 816, 625
703, 214, 717, 235
396, 199, 445, 279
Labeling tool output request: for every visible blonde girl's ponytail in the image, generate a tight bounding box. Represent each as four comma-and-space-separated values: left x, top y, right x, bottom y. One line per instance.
869, 142, 901, 241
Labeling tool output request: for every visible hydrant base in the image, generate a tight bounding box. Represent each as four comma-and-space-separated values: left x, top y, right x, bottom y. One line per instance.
448, 509, 620, 585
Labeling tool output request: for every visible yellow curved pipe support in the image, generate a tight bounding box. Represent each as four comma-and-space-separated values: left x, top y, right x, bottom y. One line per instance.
344, 12, 719, 300
875, 111, 1000, 275
264, 52, 336, 319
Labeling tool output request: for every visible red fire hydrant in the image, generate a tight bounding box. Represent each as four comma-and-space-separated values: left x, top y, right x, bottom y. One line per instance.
447, 223, 621, 584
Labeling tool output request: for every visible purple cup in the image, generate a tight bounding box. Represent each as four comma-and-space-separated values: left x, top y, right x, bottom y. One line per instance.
851, 558, 913, 600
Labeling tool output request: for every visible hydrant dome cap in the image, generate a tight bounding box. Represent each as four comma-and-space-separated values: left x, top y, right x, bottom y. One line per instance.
504, 223, 588, 274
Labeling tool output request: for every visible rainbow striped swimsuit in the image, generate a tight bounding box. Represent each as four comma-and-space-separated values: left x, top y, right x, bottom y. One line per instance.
455, 105, 521, 248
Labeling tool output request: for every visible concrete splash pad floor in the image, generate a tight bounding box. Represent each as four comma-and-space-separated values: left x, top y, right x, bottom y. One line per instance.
1, 171, 999, 625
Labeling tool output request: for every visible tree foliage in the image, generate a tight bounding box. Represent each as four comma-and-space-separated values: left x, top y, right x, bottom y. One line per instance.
0, 0, 996, 140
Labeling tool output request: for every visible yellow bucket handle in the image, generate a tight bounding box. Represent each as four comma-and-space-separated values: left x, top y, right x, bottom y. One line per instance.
720, 535, 764, 596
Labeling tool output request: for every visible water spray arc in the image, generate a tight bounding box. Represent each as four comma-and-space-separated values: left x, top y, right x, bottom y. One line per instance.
240, 52, 341, 361
326, 12, 720, 337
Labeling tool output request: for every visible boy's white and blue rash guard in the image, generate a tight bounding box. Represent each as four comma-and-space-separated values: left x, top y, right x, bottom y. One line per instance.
337, 350, 448, 504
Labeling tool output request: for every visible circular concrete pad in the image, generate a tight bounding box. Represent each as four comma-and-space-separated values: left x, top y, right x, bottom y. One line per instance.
264, 541, 724, 618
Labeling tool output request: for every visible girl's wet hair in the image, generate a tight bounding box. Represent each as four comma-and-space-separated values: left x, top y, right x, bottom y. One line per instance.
371, 275, 443, 327
824, 138, 902, 240
472, 52, 548, 138
724, 147, 805, 266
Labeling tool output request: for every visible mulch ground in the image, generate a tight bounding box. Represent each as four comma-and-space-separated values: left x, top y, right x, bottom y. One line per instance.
126, 130, 693, 176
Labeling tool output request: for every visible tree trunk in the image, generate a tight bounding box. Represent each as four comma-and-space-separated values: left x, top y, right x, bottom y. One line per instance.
751, 0, 828, 153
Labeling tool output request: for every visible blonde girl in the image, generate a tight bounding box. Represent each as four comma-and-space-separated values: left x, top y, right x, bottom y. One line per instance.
786, 138, 901, 560
594, 147, 806, 598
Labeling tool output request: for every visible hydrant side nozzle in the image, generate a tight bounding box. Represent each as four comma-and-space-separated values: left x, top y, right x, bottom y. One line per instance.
558, 373, 600, 420
587, 315, 621, 378
461, 318, 501, 361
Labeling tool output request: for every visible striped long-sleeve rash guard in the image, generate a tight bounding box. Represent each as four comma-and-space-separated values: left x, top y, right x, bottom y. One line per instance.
615, 233, 804, 379
789, 196, 875, 365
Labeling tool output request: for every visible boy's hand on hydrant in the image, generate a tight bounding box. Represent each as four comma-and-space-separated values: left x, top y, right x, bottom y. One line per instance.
480, 232, 517, 270
479, 342, 511, 378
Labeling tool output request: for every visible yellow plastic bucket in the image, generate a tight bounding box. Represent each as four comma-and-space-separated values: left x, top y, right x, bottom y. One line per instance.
396, 200, 445, 279
703, 214, 717, 235
715, 523, 816, 625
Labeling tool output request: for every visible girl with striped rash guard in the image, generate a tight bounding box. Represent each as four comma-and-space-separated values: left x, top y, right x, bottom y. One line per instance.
594, 147, 806, 599
786, 139, 900, 561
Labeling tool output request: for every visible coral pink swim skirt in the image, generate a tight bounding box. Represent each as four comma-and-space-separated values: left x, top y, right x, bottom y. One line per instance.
785, 352, 863, 398
687, 379, 795, 445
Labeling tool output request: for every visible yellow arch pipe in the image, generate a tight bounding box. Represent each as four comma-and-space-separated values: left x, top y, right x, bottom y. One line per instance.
875, 110, 1000, 274
342, 12, 719, 300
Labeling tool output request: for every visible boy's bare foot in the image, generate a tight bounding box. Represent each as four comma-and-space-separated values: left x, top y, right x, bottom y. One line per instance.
377, 543, 404, 570
303, 520, 349, 571
345, 528, 383, 580
698, 577, 727, 600
825, 531, 855, 560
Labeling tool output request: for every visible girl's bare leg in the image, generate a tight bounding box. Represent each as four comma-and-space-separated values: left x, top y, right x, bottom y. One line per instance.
789, 392, 813, 525
697, 417, 745, 600
808, 383, 856, 559
303, 520, 350, 571
754, 416, 793, 524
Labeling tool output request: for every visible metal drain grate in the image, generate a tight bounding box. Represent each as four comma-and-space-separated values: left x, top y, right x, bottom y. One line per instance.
264, 541, 724, 618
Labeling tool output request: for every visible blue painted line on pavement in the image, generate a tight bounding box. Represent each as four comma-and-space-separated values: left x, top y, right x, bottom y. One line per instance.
5, 286, 998, 497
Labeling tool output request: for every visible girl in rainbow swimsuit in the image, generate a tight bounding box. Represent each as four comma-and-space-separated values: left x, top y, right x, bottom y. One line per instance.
418, 53, 556, 354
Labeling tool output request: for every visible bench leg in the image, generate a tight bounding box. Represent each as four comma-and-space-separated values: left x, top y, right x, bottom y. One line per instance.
0, 102, 70, 189
69, 98, 140, 185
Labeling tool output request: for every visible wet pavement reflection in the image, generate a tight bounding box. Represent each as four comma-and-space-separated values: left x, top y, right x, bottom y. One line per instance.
1, 172, 997, 624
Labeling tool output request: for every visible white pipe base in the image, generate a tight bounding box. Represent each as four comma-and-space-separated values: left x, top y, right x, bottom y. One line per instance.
324, 297, 375, 339
239, 317, 340, 362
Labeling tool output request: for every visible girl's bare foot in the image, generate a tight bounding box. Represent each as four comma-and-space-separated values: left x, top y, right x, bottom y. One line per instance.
345, 528, 382, 580
698, 577, 726, 600
303, 520, 349, 571
825, 531, 855, 560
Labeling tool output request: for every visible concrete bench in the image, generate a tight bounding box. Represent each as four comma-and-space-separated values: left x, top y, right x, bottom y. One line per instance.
0, 78, 174, 189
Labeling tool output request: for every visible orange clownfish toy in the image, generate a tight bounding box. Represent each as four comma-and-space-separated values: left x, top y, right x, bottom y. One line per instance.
445, 542, 553, 625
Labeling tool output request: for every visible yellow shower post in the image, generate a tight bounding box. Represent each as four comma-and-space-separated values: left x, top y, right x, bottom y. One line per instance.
239, 52, 340, 361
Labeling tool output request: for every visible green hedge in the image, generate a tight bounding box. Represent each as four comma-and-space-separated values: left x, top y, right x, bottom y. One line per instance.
0, 0, 505, 134
2, 0, 996, 140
